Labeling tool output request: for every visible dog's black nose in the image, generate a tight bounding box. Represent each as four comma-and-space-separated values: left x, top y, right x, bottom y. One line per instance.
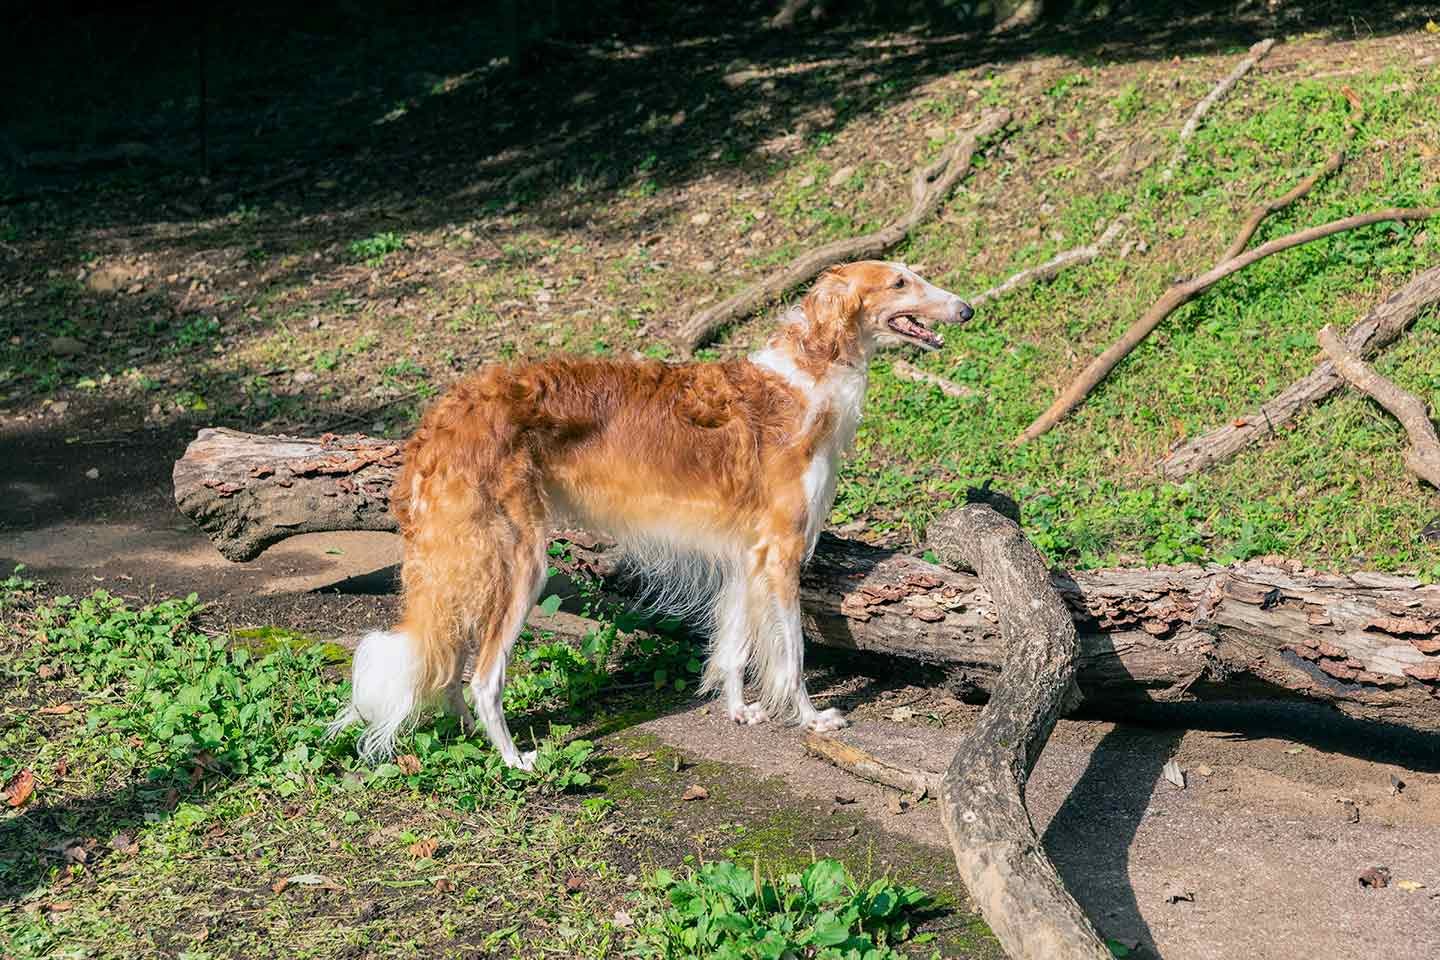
958, 300, 974, 322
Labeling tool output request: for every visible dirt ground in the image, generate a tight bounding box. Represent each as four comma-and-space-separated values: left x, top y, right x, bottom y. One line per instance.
4, 423, 1437, 960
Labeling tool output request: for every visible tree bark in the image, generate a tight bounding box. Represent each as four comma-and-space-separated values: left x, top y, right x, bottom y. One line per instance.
173, 428, 1440, 726
928, 504, 1111, 960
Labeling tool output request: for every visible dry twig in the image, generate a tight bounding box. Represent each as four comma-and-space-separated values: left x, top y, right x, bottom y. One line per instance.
969, 218, 1127, 309
803, 732, 940, 796
1318, 324, 1440, 489
1016, 206, 1438, 444
890, 358, 975, 399
674, 109, 1011, 352
1161, 39, 1277, 183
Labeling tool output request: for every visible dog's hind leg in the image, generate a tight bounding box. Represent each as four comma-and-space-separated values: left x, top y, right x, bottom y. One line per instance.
468, 494, 548, 770
752, 534, 846, 733
704, 559, 767, 725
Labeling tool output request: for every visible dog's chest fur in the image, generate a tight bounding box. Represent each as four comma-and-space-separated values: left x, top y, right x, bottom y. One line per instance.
748, 346, 869, 553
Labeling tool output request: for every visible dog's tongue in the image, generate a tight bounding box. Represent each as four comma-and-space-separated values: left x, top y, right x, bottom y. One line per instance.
891, 316, 943, 347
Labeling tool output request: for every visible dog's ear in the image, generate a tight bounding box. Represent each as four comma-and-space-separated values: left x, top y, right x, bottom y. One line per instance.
802, 269, 861, 329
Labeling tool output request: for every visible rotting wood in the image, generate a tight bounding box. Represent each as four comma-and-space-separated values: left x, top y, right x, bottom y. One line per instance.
927, 505, 1110, 960
1161, 39, 1276, 183
674, 109, 1011, 353
1015, 206, 1439, 445
1318, 323, 1440, 490
1159, 265, 1440, 479
173, 428, 1440, 728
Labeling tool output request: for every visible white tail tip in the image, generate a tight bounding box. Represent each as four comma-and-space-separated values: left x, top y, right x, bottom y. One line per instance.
328, 630, 421, 762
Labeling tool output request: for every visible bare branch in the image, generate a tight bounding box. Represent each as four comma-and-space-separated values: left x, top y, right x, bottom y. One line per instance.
1016, 207, 1438, 445
969, 218, 1127, 309
674, 110, 1011, 353
890, 358, 976, 399
1319, 323, 1440, 489
1161, 39, 1277, 184
1158, 265, 1440, 480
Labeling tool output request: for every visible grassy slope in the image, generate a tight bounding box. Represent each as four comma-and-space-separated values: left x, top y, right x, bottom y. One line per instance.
6, 26, 1437, 575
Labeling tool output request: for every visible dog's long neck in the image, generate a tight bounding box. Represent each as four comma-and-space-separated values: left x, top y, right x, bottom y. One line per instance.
750, 308, 873, 551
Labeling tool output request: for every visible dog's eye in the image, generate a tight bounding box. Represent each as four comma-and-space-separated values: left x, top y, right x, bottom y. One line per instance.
892, 276, 906, 289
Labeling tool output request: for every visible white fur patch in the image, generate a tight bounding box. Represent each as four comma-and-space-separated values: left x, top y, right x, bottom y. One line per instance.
327, 630, 421, 761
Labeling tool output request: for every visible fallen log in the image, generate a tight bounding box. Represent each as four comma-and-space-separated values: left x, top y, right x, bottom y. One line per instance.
173, 428, 1440, 727
1158, 264, 1440, 480
928, 503, 1110, 960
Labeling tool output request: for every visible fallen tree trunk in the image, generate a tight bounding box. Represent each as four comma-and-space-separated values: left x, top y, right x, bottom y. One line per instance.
174, 428, 1440, 728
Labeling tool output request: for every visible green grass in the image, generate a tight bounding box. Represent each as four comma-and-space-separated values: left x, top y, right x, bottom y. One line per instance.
0, 578, 971, 959
841, 66, 1440, 575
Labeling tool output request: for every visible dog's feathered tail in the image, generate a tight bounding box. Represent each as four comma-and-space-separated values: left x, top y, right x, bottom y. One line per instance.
327, 628, 454, 761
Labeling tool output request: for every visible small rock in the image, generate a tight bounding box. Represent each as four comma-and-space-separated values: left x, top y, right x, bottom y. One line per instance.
292, 370, 317, 385
49, 335, 85, 357
695, 260, 717, 274
885, 794, 911, 815
1359, 866, 1391, 889
85, 265, 129, 293
1162, 882, 1195, 905
1390, 774, 1406, 796
1421, 516, 1440, 544
889, 706, 915, 723
1162, 759, 1186, 789
1194, 764, 1213, 777
85, 468, 100, 480
307, 317, 322, 330
681, 784, 708, 801
828, 165, 855, 188
49, 401, 69, 417
798, 174, 816, 188
689, 211, 712, 227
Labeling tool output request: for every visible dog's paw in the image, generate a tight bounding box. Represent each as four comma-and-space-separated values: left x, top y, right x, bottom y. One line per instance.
513, 749, 538, 772
729, 702, 770, 726
805, 708, 848, 733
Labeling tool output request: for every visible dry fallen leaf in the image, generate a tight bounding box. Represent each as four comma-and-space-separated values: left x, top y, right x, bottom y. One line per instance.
4, 769, 36, 808
271, 877, 290, 894
1194, 764, 1213, 777
1340, 85, 1363, 112
1396, 879, 1426, 892
53, 758, 69, 779
408, 837, 439, 859
1162, 759, 1186, 789
37, 703, 76, 715
43, 901, 74, 913
396, 754, 422, 776
433, 877, 456, 893
612, 908, 634, 928
283, 873, 344, 890
565, 874, 586, 894
681, 785, 709, 802
886, 794, 911, 816
110, 832, 140, 856
889, 706, 915, 723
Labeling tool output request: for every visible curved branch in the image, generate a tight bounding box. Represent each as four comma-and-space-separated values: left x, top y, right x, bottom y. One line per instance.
927, 505, 1110, 960
1319, 324, 1440, 489
674, 109, 1011, 353
1016, 207, 1439, 445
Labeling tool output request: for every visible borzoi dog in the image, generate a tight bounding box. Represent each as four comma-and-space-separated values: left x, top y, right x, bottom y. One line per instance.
330, 260, 971, 768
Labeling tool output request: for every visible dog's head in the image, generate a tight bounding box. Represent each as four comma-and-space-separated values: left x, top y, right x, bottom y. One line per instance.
801, 261, 972, 353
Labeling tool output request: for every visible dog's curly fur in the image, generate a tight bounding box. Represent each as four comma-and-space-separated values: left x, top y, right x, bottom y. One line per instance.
330, 261, 970, 767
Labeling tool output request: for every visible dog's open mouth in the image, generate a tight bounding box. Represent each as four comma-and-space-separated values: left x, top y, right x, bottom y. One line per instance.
886, 315, 944, 349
